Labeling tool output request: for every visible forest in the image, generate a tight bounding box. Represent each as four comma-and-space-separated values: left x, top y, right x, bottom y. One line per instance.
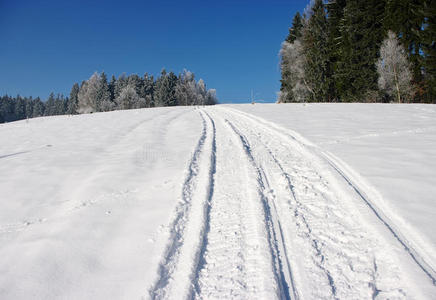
279, 0, 435, 103
0, 69, 217, 123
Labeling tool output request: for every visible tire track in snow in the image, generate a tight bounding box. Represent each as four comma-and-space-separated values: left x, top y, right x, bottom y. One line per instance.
222, 117, 297, 300
194, 111, 286, 299
149, 109, 216, 299
226, 107, 436, 287
218, 107, 417, 299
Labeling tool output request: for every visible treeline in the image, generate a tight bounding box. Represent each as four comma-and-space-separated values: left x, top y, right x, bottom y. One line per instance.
0, 69, 217, 123
279, 0, 435, 103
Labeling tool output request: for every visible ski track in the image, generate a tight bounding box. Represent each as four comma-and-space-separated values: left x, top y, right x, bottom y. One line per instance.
226, 106, 436, 287
149, 106, 435, 299
149, 110, 216, 299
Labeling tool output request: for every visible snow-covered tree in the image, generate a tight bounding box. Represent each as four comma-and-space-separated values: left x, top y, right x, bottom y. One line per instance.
278, 40, 311, 102
77, 72, 100, 113
154, 69, 178, 107
115, 84, 145, 109
98, 72, 113, 111
175, 70, 195, 106
205, 89, 217, 105
377, 31, 414, 103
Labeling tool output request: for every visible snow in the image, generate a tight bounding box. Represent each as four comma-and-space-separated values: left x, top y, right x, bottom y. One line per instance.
1, 104, 435, 299
231, 103, 436, 275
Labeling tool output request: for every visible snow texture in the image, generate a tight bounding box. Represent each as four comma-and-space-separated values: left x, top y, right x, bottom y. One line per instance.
0, 104, 435, 299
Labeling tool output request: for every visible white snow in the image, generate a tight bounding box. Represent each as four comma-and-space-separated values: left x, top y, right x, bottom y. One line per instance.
1, 104, 435, 299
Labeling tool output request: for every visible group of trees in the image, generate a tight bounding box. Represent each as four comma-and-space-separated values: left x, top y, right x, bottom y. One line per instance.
279, 0, 435, 103
74, 69, 217, 114
0, 69, 217, 123
0, 94, 65, 123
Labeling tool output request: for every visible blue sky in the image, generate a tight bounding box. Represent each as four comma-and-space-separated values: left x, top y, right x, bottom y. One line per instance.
0, 0, 307, 103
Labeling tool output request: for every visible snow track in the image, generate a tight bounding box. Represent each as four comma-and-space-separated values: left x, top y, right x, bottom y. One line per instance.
149, 111, 216, 299
149, 107, 436, 299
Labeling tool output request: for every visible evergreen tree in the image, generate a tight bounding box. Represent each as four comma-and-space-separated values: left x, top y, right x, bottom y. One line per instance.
286, 12, 304, 43
44, 93, 56, 116
25, 96, 33, 118
98, 72, 113, 111
385, 0, 425, 86
32, 97, 45, 118
280, 12, 305, 102
67, 83, 79, 114
109, 75, 117, 101
326, 0, 347, 101
141, 73, 154, 107
53, 94, 66, 115
154, 69, 178, 107
422, 0, 436, 102
336, 0, 386, 101
114, 73, 127, 100
127, 74, 143, 95
302, 0, 331, 102
14, 96, 25, 120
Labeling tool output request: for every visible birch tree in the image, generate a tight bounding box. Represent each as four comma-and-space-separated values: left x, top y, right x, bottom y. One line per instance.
377, 31, 414, 103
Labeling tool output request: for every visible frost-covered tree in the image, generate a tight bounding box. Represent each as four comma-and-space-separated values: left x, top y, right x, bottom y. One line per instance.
141, 73, 154, 107
115, 84, 145, 109
280, 13, 305, 102
205, 89, 218, 105
77, 72, 112, 113
32, 97, 44, 117
114, 73, 128, 100
196, 79, 207, 105
377, 31, 414, 103
77, 72, 100, 113
278, 40, 311, 102
175, 70, 195, 106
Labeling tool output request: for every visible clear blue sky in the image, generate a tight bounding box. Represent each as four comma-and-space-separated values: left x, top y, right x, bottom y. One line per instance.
0, 0, 307, 103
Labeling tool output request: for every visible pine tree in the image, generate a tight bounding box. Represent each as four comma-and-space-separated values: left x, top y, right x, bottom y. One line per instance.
67, 83, 79, 114
109, 75, 117, 101
422, 0, 436, 102
32, 97, 44, 117
15, 96, 26, 120
280, 12, 305, 102
302, 0, 331, 102
114, 73, 127, 100
326, 0, 347, 101
385, 0, 425, 85
336, 0, 386, 101
286, 12, 304, 43
25, 96, 33, 118
154, 69, 178, 107
44, 93, 56, 116
98, 72, 113, 111
141, 73, 154, 107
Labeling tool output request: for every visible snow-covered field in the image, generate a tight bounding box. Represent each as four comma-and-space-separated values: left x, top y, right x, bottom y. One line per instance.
1, 104, 435, 299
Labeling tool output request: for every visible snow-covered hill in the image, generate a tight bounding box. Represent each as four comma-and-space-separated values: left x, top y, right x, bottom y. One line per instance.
0, 104, 435, 299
